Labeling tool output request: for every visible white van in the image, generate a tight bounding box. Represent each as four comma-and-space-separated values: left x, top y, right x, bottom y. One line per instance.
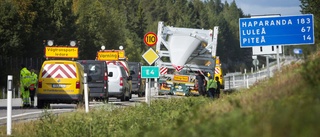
107, 63, 132, 101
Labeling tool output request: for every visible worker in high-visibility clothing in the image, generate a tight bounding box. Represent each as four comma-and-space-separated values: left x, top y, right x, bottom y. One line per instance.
20, 64, 31, 108
206, 75, 217, 99
29, 68, 38, 108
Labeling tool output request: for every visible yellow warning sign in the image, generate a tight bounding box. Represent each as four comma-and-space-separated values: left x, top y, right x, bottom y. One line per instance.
45, 47, 78, 58
118, 50, 125, 59
97, 51, 119, 61
142, 48, 159, 65
173, 75, 189, 82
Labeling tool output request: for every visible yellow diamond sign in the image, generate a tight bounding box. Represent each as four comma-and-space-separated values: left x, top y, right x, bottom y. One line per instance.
142, 48, 159, 65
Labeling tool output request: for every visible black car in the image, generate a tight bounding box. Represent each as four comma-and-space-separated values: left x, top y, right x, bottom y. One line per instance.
128, 62, 145, 97
78, 60, 109, 102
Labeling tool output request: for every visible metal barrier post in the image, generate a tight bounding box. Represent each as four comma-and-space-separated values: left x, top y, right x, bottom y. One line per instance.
228, 76, 231, 89
84, 73, 89, 113
7, 75, 13, 135
246, 75, 249, 89
232, 74, 235, 88
243, 74, 246, 87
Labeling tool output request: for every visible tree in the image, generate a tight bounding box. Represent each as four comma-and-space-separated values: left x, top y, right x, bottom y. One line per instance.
300, 0, 320, 50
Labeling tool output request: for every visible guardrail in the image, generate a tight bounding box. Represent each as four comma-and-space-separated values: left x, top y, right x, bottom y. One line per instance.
223, 70, 269, 90
1, 87, 20, 99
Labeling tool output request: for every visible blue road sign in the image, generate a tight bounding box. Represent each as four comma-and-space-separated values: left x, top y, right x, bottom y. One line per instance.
293, 48, 303, 54
239, 14, 314, 47
141, 66, 159, 78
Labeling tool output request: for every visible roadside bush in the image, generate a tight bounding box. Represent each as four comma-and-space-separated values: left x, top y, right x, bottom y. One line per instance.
301, 51, 320, 87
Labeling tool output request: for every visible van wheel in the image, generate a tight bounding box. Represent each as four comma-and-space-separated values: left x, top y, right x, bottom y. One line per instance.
138, 92, 145, 97
138, 92, 142, 97
77, 98, 85, 108
120, 94, 126, 101
77, 94, 85, 108
125, 94, 130, 101
37, 100, 49, 109
102, 97, 109, 103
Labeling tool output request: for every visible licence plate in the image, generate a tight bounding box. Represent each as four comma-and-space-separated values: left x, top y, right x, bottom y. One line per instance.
52, 84, 66, 88
175, 92, 184, 96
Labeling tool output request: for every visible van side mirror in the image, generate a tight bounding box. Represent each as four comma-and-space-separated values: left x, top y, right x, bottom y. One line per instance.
108, 72, 113, 77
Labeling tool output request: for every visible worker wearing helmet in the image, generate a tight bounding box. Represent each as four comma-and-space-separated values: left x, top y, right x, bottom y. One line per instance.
29, 68, 38, 108
20, 64, 31, 108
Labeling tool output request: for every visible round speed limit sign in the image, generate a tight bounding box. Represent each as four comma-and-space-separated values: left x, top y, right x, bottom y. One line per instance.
144, 32, 158, 47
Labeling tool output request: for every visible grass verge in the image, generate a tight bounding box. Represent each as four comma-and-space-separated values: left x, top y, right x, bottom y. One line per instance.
1, 52, 320, 137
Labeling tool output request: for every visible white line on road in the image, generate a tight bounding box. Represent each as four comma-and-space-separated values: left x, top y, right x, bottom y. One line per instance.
0, 109, 73, 120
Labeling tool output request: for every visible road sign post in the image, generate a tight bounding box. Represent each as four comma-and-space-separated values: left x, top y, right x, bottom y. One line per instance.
239, 14, 314, 47
142, 32, 159, 106
141, 66, 159, 106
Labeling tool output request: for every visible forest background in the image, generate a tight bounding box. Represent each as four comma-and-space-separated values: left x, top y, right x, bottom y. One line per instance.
0, 0, 319, 86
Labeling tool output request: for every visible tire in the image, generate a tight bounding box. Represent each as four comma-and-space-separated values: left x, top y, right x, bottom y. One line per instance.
37, 99, 49, 109
77, 93, 85, 108
138, 91, 144, 97
138, 92, 142, 97
120, 92, 126, 101
102, 97, 109, 103
125, 91, 131, 101
37, 99, 44, 109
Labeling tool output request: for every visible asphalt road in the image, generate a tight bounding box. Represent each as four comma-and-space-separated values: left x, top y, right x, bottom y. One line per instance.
0, 94, 177, 126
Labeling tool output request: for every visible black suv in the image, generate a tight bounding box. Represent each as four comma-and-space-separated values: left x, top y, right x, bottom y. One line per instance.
128, 62, 145, 97
78, 60, 109, 102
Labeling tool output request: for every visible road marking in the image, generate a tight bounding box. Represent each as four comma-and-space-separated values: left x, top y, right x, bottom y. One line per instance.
0, 109, 73, 120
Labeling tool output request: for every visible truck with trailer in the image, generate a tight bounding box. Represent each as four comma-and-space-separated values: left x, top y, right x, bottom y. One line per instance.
155, 21, 223, 96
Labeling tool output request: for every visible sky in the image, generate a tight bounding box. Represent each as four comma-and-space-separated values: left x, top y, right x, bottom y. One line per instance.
226, 0, 302, 16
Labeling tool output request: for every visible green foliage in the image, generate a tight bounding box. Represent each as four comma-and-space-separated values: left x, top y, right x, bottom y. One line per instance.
301, 52, 320, 87
1, 0, 319, 75
300, 0, 320, 51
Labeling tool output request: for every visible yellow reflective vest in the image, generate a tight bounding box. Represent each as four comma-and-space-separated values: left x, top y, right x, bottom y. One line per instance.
20, 67, 31, 87
30, 72, 38, 85
206, 79, 217, 91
